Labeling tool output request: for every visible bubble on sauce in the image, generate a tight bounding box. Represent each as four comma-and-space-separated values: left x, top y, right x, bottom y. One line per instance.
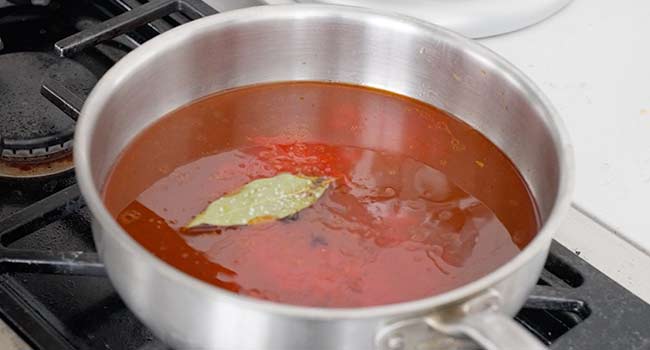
383, 187, 396, 197
405, 200, 425, 211
216, 271, 237, 283
118, 209, 141, 225
438, 210, 454, 221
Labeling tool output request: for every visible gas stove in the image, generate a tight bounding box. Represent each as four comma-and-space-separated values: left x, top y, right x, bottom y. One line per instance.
1, 1, 649, 349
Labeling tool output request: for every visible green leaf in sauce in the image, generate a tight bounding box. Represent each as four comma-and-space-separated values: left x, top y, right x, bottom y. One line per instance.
185, 173, 333, 228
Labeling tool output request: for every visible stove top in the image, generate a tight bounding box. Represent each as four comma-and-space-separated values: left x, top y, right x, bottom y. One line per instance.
1, 1, 649, 349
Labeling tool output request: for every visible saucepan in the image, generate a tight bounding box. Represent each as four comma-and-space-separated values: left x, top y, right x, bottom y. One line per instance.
74, 3, 573, 350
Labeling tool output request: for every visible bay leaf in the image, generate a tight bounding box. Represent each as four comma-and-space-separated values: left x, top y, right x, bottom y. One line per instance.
185, 173, 333, 228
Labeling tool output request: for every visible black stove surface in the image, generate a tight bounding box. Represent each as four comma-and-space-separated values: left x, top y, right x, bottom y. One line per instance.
1, 1, 650, 349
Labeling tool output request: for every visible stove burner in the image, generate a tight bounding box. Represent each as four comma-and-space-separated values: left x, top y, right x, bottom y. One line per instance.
0, 153, 73, 179
0, 0, 52, 6
0, 51, 96, 178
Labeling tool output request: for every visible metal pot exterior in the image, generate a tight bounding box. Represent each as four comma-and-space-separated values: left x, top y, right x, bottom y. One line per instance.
76, 5, 573, 349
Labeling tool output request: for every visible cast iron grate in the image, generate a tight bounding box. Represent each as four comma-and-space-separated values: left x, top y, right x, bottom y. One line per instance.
2, 1, 650, 349
40, 0, 216, 129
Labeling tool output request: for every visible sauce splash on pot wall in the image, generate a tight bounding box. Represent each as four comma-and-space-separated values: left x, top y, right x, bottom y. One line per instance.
102, 82, 538, 307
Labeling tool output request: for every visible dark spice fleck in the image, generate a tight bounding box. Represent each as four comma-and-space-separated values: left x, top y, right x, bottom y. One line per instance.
281, 213, 300, 222
180, 225, 222, 236
310, 235, 328, 247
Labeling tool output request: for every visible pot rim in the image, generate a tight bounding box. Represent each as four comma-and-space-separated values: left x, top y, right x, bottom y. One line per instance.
74, 4, 574, 320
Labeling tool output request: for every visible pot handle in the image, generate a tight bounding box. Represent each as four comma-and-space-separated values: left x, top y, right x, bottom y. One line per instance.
376, 290, 547, 350
426, 311, 547, 350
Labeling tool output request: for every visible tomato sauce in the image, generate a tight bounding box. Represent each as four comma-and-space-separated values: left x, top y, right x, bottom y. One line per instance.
103, 82, 538, 307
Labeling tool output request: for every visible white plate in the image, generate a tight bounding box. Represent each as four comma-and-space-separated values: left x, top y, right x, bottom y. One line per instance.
263, 0, 573, 38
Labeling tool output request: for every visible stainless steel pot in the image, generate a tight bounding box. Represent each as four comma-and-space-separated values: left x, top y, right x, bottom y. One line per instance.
74, 4, 573, 350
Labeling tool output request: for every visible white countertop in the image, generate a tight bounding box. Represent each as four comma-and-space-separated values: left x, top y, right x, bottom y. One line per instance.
480, 0, 650, 252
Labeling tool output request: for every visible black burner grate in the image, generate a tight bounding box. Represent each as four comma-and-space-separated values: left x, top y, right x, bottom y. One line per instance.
0, 0, 215, 164
1, 1, 650, 349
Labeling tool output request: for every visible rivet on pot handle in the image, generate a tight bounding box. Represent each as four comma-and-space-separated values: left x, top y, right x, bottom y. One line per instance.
376, 290, 547, 350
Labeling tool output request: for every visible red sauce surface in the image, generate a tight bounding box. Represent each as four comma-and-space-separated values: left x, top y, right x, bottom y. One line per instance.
103, 82, 538, 308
